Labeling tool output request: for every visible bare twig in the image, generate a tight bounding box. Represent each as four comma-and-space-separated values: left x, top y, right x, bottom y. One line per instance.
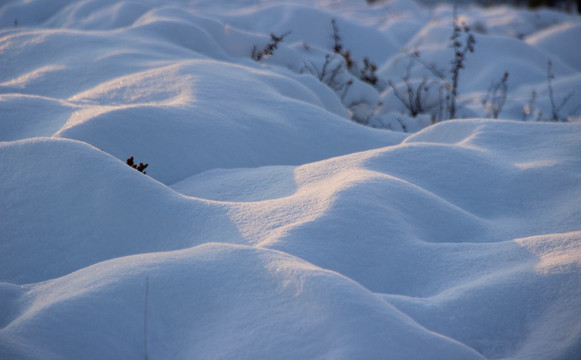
449, 6, 476, 119
387, 59, 439, 117
303, 54, 352, 93
331, 18, 355, 69
252, 31, 292, 61
546, 60, 575, 122
482, 71, 509, 119
360, 58, 378, 85
522, 90, 537, 121
408, 50, 447, 80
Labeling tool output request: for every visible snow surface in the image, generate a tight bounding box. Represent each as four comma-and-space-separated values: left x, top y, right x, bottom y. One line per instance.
1, 0, 580, 359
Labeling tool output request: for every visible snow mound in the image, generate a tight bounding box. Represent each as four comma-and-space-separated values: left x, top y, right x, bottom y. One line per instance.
3, 120, 579, 359
0, 243, 484, 360
526, 21, 581, 71
0, 137, 240, 284
1, 0, 581, 359
54, 60, 401, 185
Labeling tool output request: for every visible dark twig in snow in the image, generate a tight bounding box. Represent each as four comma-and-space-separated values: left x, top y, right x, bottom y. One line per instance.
252, 31, 292, 61
387, 59, 439, 117
482, 72, 509, 119
522, 90, 539, 121
303, 54, 351, 94
127, 156, 148, 174
547, 60, 574, 122
331, 18, 355, 69
449, 6, 476, 119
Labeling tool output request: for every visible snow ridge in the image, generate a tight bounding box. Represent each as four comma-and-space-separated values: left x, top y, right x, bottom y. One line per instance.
1, 0, 580, 359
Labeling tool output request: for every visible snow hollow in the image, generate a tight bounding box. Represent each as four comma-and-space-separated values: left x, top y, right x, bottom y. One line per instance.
1, 0, 580, 359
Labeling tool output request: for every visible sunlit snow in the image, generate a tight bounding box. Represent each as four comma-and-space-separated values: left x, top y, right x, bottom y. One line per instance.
1, 0, 580, 359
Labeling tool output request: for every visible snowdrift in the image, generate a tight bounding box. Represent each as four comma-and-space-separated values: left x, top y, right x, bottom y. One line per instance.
1, 0, 580, 359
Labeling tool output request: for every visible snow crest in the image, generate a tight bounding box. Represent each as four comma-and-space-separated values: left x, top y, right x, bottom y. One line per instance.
1, 0, 580, 359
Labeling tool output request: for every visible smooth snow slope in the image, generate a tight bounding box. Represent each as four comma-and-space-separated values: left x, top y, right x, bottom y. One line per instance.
1, 0, 581, 359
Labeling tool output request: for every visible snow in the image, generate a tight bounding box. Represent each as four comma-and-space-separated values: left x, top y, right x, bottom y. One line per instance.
1, 0, 580, 359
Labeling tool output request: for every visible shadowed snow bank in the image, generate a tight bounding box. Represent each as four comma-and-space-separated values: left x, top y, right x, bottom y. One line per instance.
1, 0, 580, 359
